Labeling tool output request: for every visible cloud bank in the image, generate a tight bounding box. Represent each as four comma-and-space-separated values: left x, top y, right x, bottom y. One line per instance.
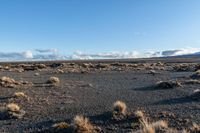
0, 48, 199, 61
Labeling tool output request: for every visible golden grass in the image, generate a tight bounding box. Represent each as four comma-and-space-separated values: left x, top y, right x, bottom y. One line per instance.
47, 76, 60, 85
13, 92, 27, 98
73, 115, 95, 133
52, 122, 69, 129
0, 76, 19, 87
112, 100, 127, 115
134, 110, 169, 133
0, 76, 32, 88
6, 103, 20, 112
135, 110, 145, 119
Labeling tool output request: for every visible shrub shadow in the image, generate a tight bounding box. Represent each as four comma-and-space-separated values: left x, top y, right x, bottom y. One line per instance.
152, 96, 199, 105
132, 85, 173, 91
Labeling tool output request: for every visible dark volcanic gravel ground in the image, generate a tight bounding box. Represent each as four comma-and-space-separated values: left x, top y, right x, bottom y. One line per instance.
0, 60, 200, 133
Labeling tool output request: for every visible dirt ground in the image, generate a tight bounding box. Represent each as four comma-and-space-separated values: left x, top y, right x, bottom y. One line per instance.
0, 58, 199, 133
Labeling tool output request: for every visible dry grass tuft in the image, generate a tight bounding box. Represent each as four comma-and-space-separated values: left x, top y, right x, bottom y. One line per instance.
73, 115, 95, 133
6, 103, 20, 112
52, 122, 69, 129
135, 110, 145, 119
0, 76, 32, 88
189, 123, 200, 132
112, 100, 127, 115
13, 92, 28, 98
47, 76, 60, 85
134, 110, 169, 133
1, 103, 26, 119
156, 80, 182, 89
0, 76, 20, 88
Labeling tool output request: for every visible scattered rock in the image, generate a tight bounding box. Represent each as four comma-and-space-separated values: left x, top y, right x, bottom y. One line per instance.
148, 70, 157, 75
156, 80, 182, 89
190, 89, 200, 100
34, 72, 40, 76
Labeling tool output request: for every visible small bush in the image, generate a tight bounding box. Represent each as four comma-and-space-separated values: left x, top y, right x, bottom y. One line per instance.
112, 100, 127, 115
0, 103, 25, 120
13, 92, 27, 98
47, 76, 60, 85
52, 122, 69, 129
7, 103, 20, 112
73, 115, 95, 133
134, 110, 169, 133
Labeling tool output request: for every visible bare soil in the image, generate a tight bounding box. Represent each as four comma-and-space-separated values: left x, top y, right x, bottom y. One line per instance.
0, 57, 199, 133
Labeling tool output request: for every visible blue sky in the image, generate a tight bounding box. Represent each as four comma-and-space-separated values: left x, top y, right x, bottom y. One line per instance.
0, 0, 200, 55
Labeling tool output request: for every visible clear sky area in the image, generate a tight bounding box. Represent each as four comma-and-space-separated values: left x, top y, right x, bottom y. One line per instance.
0, 0, 200, 60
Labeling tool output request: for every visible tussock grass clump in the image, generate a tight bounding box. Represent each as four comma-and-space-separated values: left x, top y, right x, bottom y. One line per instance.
7, 103, 20, 112
0, 103, 25, 119
73, 115, 95, 133
134, 110, 169, 133
52, 122, 69, 129
188, 123, 200, 132
13, 92, 28, 98
112, 100, 127, 116
0, 76, 32, 88
47, 76, 60, 86
135, 110, 145, 120
156, 80, 182, 89
0, 76, 20, 88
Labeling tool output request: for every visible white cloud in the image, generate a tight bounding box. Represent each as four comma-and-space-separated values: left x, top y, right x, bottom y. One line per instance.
161, 47, 200, 56
22, 51, 33, 58
0, 47, 200, 61
70, 51, 141, 59
35, 49, 58, 53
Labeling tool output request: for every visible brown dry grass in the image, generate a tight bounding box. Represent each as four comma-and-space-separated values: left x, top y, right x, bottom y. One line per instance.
132, 110, 189, 133
0, 76, 32, 88
52, 122, 69, 129
6, 103, 20, 112
134, 110, 168, 133
13, 92, 28, 98
73, 115, 95, 133
112, 100, 127, 115
47, 76, 60, 85
0, 76, 20, 88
